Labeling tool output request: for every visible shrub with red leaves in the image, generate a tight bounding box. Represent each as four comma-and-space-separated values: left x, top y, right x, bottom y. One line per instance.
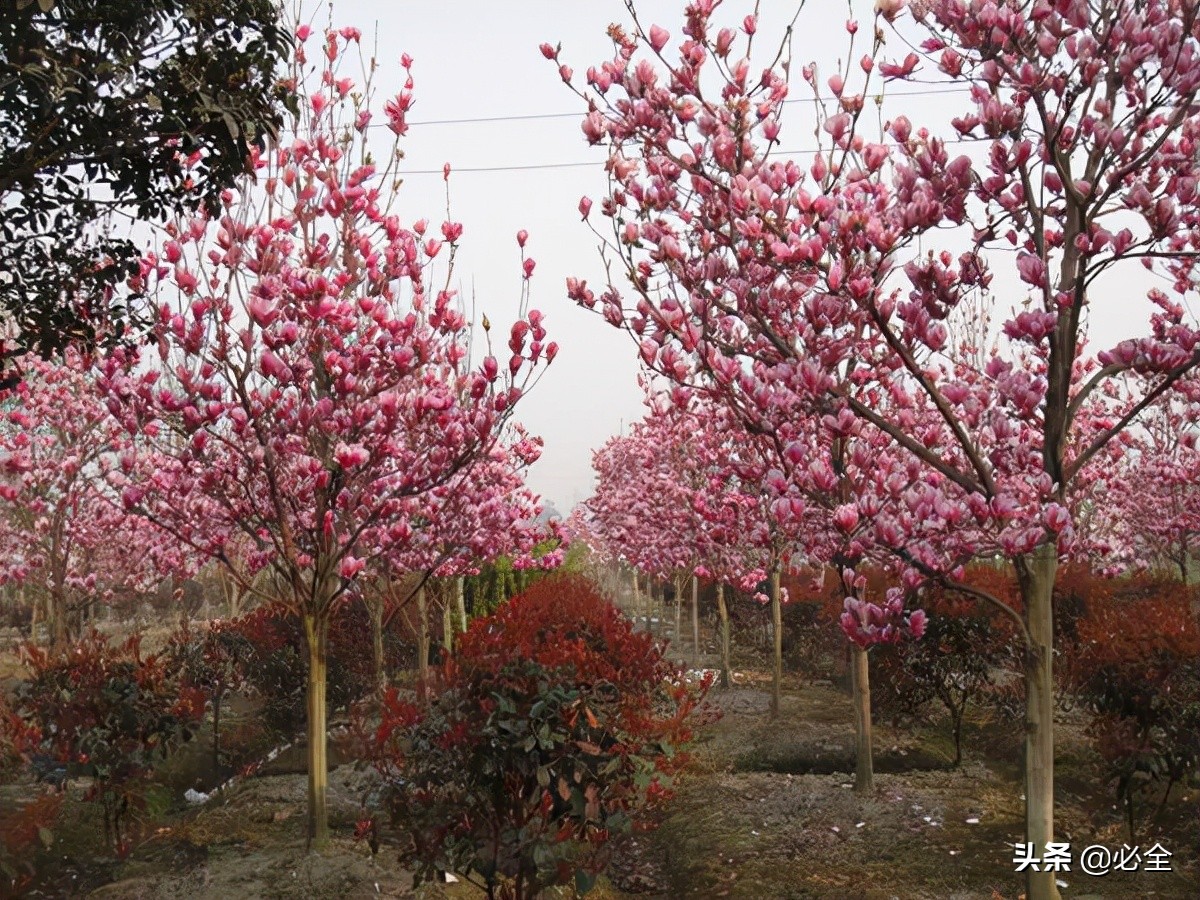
365, 575, 711, 900
1065, 584, 1200, 840
10, 630, 202, 855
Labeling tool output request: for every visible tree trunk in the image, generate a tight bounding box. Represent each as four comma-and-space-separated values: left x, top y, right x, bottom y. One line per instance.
769, 567, 782, 718
1018, 543, 1060, 900
455, 576, 467, 633
302, 613, 330, 846
212, 691, 222, 774
27, 587, 40, 647
851, 645, 874, 793
673, 575, 684, 665
416, 584, 429, 698
716, 583, 731, 689
691, 574, 700, 668
50, 580, 67, 651
952, 705, 964, 768
368, 593, 386, 697
442, 586, 453, 654
631, 570, 642, 631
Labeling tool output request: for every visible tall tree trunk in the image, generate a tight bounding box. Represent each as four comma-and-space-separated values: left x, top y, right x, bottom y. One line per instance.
631, 569, 642, 631
851, 645, 874, 793
673, 575, 684, 665
416, 584, 429, 698
302, 612, 330, 846
716, 583, 731, 689
27, 587, 40, 647
455, 576, 467, 633
1017, 543, 1060, 900
50, 582, 67, 651
690, 574, 700, 668
442, 586, 453, 654
769, 567, 782, 718
368, 593, 386, 697
212, 690, 223, 774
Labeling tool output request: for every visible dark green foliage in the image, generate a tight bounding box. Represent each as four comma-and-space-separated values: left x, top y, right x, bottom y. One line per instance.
873, 606, 1011, 767
0, 0, 289, 374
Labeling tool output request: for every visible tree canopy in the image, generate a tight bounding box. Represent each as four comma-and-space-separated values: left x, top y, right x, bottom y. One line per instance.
0, 0, 290, 381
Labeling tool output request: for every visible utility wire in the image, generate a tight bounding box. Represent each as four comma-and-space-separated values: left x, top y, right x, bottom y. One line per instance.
403, 85, 970, 128
397, 136, 981, 176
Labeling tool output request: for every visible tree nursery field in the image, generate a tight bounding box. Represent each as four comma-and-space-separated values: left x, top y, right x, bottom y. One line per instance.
4, 1, 1200, 899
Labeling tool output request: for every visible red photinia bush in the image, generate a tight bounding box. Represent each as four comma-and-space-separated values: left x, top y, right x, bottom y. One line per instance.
171, 601, 411, 753
11, 631, 203, 854
363, 575, 711, 900
1065, 585, 1200, 839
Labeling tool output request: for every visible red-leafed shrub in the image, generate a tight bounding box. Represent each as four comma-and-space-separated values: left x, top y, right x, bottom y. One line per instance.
872, 589, 1019, 766
0, 792, 63, 894
10, 631, 202, 854
363, 575, 712, 900
174, 600, 411, 750
1064, 586, 1200, 839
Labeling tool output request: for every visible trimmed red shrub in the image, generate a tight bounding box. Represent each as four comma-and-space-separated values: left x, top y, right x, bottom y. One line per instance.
363, 575, 711, 900
10, 631, 202, 854
1065, 586, 1200, 839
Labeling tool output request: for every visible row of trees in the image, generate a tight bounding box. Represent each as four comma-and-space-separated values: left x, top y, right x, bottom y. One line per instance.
1, 22, 558, 845
558, 2, 1200, 898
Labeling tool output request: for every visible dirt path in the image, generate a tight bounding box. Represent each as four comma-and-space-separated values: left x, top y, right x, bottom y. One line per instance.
608, 673, 1199, 899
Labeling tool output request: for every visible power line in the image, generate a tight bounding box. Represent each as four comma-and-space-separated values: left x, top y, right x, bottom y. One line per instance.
403, 85, 970, 128
397, 137, 980, 176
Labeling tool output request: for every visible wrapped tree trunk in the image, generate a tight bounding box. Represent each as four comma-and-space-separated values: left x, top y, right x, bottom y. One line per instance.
442, 585, 453, 653
851, 645, 873, 793
302, 611, 330, 846
716, 583, 731, 689
455, 575, 467, 633
691, 574, 700, 668
367, 591, 386, 697
769, 566, 782, 718
631, 569, 642, 631
673, 574, 684, 665
1018, 543, 1061, 900
416, 584, 429, 699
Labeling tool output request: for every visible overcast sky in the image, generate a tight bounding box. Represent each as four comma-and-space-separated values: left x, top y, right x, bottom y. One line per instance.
321, 0, 1174, 513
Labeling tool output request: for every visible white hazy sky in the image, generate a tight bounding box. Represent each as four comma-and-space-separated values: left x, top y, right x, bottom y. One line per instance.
320, 0, 1171, 512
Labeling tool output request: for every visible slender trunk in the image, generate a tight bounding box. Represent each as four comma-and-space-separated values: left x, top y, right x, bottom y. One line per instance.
416, 584, 429, 699
691, 574, 700, 668
851, 645, 874, 793
674, 575, 684, 665
368, 594, 386, 697
302, 613, 330, 846
442, 587, 453, 654
632, 570, 642, 631
716, 583, 731, 689
952, 705, 964, 768
51, 580, 67, 651
28, 587, 39, 647
455, 576, 467, 633
769, 568, 782, 718
212, 690, 222, 774
1017, 543, 1060, 900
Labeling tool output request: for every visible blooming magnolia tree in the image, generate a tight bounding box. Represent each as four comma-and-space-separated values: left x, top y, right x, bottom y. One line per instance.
1092, 387, 1200, 582
553, 2, 1200, 895
0, 354, 184, 648
364, 426, 549, 694
98, 26, 555, 843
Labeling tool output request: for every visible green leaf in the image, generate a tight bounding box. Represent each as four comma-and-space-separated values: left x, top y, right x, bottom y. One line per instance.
575, 868, 598, 894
